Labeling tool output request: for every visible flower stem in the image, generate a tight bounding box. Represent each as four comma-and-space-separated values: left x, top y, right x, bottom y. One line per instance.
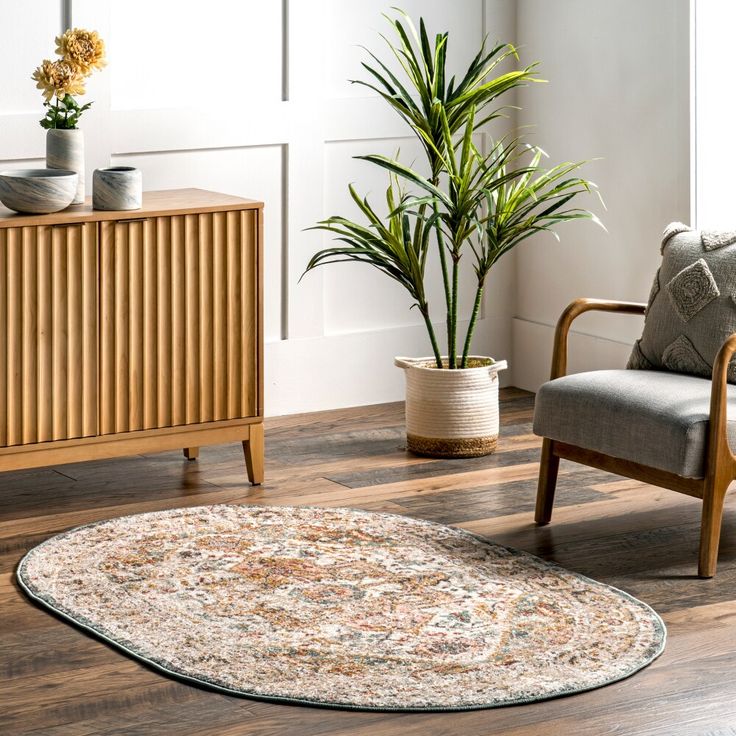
461, 281, 484, 368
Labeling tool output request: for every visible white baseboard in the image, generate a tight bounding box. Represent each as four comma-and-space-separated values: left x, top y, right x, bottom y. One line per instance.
265, 316, 635, 415
511, 318, 635, 393
266, 315, 512, 416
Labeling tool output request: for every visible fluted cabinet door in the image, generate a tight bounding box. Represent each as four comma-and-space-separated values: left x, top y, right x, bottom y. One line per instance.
99, 211, 257, 435
0, 223, 98, 447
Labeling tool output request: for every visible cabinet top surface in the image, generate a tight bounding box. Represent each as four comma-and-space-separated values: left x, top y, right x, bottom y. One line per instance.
0, 188, 264, 228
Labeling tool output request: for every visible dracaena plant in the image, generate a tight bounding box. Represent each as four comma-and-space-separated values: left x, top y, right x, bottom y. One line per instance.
305, 11, 602, 368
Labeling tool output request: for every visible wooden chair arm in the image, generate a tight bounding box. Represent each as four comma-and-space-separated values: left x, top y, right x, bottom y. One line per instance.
707, 332, 736, 468
550, 298, 647, 380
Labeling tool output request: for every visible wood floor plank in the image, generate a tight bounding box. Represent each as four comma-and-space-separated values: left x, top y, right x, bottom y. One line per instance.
324, 443, 543, 489
265, 463, 545, 507
395, 467, 608, 524
0, 478, 347, 543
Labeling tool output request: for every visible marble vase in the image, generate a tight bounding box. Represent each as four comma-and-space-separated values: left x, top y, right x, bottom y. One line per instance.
46, 128, 85, 205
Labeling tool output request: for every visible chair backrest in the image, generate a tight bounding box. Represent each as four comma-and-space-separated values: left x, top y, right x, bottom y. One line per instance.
628, 223, 736, 382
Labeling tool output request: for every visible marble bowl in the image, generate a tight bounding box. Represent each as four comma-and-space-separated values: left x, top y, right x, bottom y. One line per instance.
0, 169, 79, 214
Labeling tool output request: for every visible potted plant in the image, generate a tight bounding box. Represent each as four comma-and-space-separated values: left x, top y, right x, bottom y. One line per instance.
305, 11, 601, 458
32, 28, 107, 204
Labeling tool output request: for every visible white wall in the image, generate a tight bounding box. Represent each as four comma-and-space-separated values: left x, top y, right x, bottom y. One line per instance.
695, 0, 734, 229
511, 0, 691, 391
0, 0, 518, 416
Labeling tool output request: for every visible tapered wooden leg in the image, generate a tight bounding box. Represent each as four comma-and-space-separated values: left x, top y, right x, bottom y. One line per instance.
183, 447, 199, 461
698, 480, 729, 578
242, 423, 264, 485
535, 438, 560, 525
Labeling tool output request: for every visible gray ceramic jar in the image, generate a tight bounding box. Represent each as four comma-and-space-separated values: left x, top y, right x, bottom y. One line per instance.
93, 166, 142, 210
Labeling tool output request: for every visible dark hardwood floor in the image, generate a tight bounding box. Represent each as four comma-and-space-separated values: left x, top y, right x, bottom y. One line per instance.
3, 388, 736, 735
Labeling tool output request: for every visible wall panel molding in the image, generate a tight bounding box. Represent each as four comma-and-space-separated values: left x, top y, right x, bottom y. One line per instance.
62, 0, 72, 30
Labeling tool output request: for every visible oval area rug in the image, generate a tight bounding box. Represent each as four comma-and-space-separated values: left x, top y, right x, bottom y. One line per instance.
17, 504, 665, 711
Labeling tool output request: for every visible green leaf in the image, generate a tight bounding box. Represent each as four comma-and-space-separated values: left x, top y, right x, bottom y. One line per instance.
62, 94, 80, 110
356, 154, 451, 208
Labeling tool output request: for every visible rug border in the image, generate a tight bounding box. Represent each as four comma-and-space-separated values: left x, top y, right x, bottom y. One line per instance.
15, 503, 667, 713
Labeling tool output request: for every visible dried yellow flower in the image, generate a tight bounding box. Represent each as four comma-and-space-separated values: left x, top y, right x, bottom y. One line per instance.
55, 28, 107, 74
32, 59, 87, 102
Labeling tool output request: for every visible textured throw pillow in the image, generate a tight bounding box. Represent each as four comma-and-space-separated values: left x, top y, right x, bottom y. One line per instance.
628, 222, 736, 382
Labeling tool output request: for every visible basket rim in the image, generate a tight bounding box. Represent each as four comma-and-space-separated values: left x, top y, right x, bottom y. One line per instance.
395, 355, 508, 373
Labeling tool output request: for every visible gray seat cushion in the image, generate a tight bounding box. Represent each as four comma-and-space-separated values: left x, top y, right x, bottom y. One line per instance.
533, 369, 736, 478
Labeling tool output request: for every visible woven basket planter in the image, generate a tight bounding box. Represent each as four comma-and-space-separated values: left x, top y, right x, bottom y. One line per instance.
395, 356, 508, 458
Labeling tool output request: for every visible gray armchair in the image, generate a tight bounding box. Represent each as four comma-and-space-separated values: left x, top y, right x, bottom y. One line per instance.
532, 297, 736, 578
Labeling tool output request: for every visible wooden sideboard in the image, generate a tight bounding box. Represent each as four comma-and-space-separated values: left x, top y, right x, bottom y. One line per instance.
0, 188, 264, 484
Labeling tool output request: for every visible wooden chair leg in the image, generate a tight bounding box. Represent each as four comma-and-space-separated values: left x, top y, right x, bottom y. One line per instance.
183, 447, 199, 461
698, 480, 729, 578
242, 423, 264, 485
535, 438, 560, 525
